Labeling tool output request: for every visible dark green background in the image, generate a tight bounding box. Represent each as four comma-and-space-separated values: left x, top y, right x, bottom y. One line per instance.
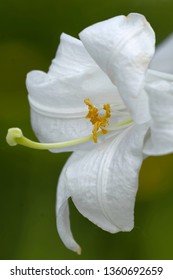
1, 0, 173, 260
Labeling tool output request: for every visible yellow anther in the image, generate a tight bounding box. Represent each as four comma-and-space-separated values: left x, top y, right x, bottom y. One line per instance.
84, 98, 111, 143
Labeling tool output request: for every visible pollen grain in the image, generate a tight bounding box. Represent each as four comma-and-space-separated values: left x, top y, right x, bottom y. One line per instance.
84, 98, 111, 143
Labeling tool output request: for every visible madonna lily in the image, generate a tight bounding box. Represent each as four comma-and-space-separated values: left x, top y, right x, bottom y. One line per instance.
6, 13, 173, 254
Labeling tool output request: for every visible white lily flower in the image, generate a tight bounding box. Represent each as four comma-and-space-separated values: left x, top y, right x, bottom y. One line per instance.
6, 13, 173, 254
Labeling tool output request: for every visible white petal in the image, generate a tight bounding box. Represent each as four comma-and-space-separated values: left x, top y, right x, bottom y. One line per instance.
150, 33, 173, 74
144, 77, 173, 155
29, 108, 94, 153
27, 33, 117, 111
79, 13, 155, 123
57, 123, 148, 251
26, 33, 124, 150
56, 153, 81, 254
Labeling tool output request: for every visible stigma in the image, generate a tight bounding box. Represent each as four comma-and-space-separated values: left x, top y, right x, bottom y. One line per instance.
84, 98, 111, 143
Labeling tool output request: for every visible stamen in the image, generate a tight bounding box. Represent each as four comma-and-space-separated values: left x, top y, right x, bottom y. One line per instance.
84, 98, 111, 143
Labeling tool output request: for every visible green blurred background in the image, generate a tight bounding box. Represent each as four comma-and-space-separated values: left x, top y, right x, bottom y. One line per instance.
1, 0, 173, 260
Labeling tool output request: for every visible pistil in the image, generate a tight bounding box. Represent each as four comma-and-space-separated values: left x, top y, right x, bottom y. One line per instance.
6, 118, 133, 150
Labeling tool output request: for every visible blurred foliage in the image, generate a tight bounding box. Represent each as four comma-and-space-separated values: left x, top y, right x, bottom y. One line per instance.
1, 0, 173, 260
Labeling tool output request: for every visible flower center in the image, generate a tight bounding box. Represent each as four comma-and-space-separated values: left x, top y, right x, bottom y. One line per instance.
84, 98, 111, 143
